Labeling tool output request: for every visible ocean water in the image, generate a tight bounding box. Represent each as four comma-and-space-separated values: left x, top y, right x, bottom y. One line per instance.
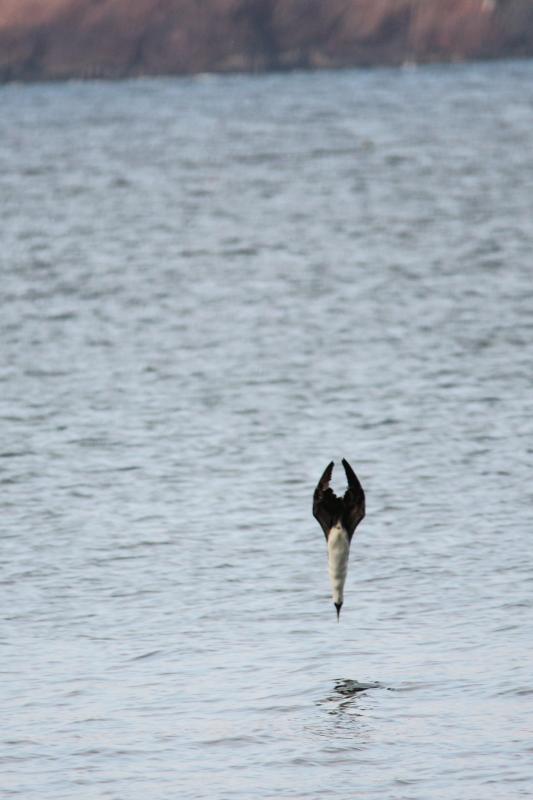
1, 61, 532, 799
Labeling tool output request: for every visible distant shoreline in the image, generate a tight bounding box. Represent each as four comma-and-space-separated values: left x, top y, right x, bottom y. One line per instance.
2, 0, 533, 85
2, 56, 533, 90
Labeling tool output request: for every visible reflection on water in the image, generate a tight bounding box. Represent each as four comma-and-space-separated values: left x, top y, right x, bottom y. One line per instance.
1, 60, 533, 799
332, 679, 382, 696
315, 680, 381, 740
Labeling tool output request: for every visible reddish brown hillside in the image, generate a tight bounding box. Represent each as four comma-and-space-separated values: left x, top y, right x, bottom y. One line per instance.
1, 0, 533, 81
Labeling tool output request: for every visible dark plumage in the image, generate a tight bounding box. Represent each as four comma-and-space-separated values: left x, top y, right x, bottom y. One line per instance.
312, 459, 365, 542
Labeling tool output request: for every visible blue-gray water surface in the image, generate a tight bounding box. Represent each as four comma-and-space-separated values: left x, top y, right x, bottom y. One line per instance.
1, 61, 533, 799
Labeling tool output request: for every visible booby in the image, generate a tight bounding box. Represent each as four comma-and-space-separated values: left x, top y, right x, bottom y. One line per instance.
313, 459, 365, 620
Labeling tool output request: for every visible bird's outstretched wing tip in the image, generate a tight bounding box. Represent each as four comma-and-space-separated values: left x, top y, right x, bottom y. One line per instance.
317, 461, 334, 487
342, 458, 357, 483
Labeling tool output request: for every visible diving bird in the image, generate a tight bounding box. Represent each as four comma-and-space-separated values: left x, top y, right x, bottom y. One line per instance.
313, 459, 365, 620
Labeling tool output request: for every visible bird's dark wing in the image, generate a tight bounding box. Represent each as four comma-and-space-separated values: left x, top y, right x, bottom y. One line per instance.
341, 458, 365, 541
313, 461, 341, 539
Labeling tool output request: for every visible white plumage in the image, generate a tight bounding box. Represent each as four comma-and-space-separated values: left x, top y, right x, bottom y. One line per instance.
327, 523, 350, 607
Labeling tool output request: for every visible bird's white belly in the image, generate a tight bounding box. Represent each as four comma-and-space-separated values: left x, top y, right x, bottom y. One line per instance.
327, 525, 350, 604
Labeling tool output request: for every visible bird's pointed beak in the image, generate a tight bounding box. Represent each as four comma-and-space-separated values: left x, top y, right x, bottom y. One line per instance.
335, 602, 342, 621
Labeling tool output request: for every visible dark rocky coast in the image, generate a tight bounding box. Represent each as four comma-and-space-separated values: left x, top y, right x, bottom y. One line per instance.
1, 0, 533, 82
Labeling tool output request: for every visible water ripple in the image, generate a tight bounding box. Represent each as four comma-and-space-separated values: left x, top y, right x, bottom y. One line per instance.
1, 61, 533, 800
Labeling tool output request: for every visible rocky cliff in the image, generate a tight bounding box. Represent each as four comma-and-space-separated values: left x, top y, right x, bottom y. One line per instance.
1, 0, 533, 82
